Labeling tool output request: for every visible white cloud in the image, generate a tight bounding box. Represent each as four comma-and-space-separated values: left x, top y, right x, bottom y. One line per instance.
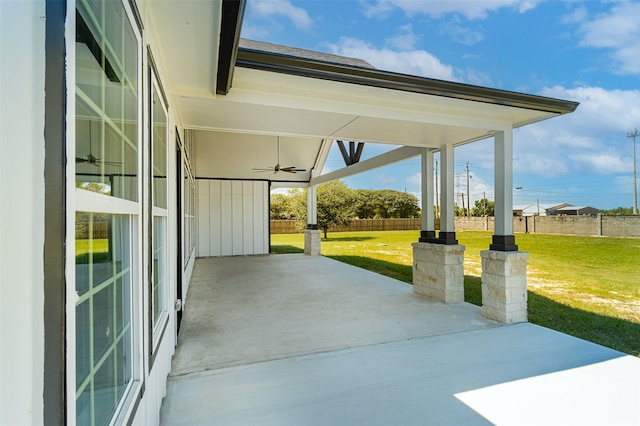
575, 2, 640, 74
568, 152, 630, 175
251, 0, 313, 30
330, 37, 457, 80
386, 24, 419, 50
440, 17, 485, 45
407, 172, 421, 186
239, 24, 270, 41
512, 85, 640, 177
360, 0, 542, 20
561, 6, 588, 25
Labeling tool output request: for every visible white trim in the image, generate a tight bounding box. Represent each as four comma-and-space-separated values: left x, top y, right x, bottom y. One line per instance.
64, 1, 78, 421
75, 188, 140, 214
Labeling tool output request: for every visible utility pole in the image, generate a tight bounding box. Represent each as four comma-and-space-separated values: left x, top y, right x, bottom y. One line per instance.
466, 162, 471, 218
483, 191, 486, 216
461, 193, 465, 216
435, 160, 439, 218
628, 129, 639, 215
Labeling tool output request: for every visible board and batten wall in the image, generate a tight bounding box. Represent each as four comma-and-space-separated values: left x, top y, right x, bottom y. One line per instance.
197, 179, 269, 256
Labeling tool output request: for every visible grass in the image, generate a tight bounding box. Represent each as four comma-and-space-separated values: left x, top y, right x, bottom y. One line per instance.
271, 230, 640, 357
76, 239, 109, 263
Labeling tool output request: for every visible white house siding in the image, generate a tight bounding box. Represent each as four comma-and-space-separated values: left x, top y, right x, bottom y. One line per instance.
197, 179, 269, 257
0, 1, 46, 424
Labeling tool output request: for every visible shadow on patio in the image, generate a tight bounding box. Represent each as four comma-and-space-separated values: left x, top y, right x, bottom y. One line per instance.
160, 255, 640, 425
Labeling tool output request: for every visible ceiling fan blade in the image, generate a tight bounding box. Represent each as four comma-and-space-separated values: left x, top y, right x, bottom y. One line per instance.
97, 160, 123, 166
280, 166, 306, 173
76, 157, 100, 166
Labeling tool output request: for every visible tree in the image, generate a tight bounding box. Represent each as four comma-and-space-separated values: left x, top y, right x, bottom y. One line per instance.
353, 189, 420, 218
471, 198, 494, 217
381, 190, 420, 218
270, 193, 295, 219
354, 189, 379, 219
316, 181, 356, 238
600, 206, 633, 215
291, 181, 356, 238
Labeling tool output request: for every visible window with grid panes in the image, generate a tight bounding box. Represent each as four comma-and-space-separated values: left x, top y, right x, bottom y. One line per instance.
74, 0, 140, 423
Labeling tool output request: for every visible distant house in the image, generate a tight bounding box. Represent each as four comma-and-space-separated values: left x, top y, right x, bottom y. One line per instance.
551, 206, 600, 216
514, 203, 572, 216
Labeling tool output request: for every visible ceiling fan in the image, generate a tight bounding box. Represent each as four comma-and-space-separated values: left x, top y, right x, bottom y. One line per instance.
76, 121, 122, 167
253, 137, 306, 174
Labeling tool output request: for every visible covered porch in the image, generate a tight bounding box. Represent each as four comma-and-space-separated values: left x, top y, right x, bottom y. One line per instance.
160, 255, 640, 425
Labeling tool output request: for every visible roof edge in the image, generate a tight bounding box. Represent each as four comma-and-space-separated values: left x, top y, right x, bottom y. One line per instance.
235, 48, 579, 115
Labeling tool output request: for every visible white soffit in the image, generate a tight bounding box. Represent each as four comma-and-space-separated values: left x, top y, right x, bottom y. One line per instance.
147, 1, 222, 96
176, 67, 558, 148
193, 131, 321, 183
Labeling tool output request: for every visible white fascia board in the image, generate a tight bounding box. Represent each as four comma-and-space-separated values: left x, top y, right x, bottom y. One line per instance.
311, 146, 423, 186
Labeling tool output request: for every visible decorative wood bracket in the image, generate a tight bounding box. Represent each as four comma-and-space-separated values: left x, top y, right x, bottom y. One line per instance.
336, 140, 365, 166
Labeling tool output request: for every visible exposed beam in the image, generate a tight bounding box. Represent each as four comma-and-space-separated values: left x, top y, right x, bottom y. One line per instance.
216, 0, 246, 95
311, 146, 422, 186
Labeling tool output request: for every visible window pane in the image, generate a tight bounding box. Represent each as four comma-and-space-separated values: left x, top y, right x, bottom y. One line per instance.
152, 88, 167, 209
152, 216, 166, 325
76, 0, 138, 202
75, 213, 132, 424
93, 351, 117, 425
76, 300, 90, 389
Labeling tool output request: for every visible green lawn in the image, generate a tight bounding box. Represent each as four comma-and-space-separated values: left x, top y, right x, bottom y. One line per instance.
271, 230, 640, 356
76, 239, 109, 263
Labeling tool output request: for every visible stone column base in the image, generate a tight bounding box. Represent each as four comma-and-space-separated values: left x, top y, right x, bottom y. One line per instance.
304, 229, 322, 256
412, 242, 465, 303
480, 250, 529, 324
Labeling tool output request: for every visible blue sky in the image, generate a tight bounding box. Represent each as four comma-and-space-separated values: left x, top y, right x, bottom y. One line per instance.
242, 1, 640, 210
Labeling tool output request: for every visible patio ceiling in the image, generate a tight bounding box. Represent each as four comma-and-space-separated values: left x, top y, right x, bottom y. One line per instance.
146, 1, 578, 186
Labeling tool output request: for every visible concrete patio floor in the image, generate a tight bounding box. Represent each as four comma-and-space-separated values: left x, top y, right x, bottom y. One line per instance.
160, 254, 640, 425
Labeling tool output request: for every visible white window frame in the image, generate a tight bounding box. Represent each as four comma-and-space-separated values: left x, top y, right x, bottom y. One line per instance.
66, 0, 145, 424
149, 64, 170, 356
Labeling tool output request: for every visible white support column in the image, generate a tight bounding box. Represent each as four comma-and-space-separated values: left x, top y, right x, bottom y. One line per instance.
439, 144, 457, 244
304, 171, 321, 255
492, 129, 518, 251
481, 128, 528, 323
419, 148, 436, 242
413, 146, 464, 302
307, 181, 317, 228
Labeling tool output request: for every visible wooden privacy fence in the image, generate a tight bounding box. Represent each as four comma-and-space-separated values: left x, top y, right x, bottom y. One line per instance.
271, 218, 426, 234
271, 215, 640, 238
76, 221, 110, 240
